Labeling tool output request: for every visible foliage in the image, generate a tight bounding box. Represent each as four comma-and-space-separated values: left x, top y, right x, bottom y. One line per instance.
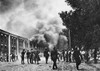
59, 0, 100, 49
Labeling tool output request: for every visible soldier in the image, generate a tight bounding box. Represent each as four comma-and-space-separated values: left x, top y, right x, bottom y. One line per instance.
21, 49, 26, 64
68, 51, 72, 62
73, 46, 82, 70
26, 50, 30, 64
51, 47, 58, 70
62, 50, 65, 61
44, 48, 49, 64
34, 50, 40, 64
30, 49, 34, 64
65, 51, 69, 62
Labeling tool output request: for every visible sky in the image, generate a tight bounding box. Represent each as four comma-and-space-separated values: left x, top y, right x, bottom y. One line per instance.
0, 0, 72, 39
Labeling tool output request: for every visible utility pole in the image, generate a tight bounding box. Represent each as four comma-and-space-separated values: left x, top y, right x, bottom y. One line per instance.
69, 29, 71, 50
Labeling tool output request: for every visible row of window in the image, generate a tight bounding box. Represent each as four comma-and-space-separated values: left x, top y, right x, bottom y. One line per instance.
0, 32, 29, 53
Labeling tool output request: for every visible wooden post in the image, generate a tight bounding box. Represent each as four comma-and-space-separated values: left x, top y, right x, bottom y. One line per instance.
28, 41, 30, 48
27, 40, 30, 51
23, 40, 25, 49
17, 38, 19, 54
69, 29, 71, 50
16, 38, 19, 60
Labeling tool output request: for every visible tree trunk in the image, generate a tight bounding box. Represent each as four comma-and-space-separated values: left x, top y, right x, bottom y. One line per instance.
94, 48, 97, 63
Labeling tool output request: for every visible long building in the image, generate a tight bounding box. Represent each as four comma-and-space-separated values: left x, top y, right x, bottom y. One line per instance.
0, 29, 30, 62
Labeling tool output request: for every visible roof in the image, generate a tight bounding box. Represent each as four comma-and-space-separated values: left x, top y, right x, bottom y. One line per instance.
0, 29, 29, 41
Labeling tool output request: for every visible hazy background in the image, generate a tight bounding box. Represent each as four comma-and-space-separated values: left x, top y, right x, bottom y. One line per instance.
0, 0, 72, 46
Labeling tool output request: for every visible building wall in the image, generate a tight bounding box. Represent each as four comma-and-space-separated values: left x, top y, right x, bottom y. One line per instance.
0, 31, 9, 62
0, 29, 30, 62
10, 36, 17, 55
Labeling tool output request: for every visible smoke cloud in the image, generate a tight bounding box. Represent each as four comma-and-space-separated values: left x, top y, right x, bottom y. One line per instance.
0, 0, 22, 14
0, 0, 72, 47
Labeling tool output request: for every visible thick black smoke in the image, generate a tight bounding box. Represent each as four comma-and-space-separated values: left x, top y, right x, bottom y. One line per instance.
0, 0, 12, 13
44, 34, 52, 42
0, 0, 72, 40
0, 0, 21, 14
24, 0, 38, 11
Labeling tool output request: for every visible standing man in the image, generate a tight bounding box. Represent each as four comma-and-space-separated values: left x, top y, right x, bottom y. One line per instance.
30, 49, 34, 64
65, 51, 69, 62
62, 50, 65, 61
73, 46, 82, 70
21, 49, 26, 64
26, 50, 30, 64
69, 51, 72, 62
44, 48, 49, 64
51, 47, 58, 70
34, 50, 40, 64
12, 53, 15, 62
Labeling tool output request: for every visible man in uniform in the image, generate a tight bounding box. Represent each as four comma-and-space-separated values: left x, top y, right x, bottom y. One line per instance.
51, 47, 58, 70
73, 46, 82, 70
44, 48, 49, 64
21, 49, 26, 64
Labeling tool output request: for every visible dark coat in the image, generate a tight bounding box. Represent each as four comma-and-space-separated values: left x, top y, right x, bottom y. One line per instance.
34, 51, 40, 61
30, 51, 34, 59
51, 49, 58, 61
44, 49, 49, 58
73, 50, 82, 64
27, 52, 30, 58
21, 51, 25, 60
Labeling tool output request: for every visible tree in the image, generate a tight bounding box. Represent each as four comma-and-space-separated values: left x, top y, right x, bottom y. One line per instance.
59, 0, 100, 63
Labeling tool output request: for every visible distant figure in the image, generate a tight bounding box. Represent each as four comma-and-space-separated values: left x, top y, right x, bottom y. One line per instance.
71, 50, 74, 62
59, 52, 63, 61
51, 47, 58, 70
21, 49, 26, 64
73, 47, 82, 70
10, 53, 12, 62
65, 51, 69, 62
68, 51, 71, 62
0, 52, 3, 62
12, 53, 15, 62
84, 51, 89, 63
44, 48, 49, 64
26, 50, 30, 64
34, 50, 40, 64
57, 51, 60, 62
62, 50, 65, 61
30, 49, 34, 64
10, 53, 15, 62
7, 54, 9, 62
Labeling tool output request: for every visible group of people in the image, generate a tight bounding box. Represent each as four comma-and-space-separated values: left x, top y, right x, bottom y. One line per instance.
43, 46, 83, 70
20, 47, 59, 70
21, 46, 82, 70
44, 47, 58, 70
58, 50, 77, 63
60, 47, 83, 70
44, 47, 59, 70
21, 49, 40, 64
